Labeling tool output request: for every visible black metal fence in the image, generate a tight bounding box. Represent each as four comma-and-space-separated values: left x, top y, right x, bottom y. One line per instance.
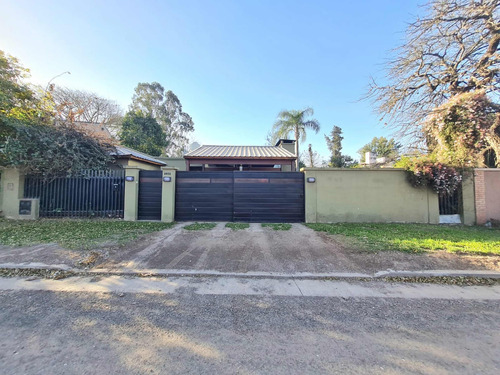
24, 170, 125, 218
438, 188, 461, 215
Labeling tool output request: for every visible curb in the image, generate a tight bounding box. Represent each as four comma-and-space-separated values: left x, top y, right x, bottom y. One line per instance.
1, 264, 500, 280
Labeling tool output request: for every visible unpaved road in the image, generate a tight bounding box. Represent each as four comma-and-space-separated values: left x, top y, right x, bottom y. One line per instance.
0, 284, 498, 375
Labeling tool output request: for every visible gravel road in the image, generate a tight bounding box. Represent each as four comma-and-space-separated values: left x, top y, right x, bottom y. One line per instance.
1, 289, 499, 374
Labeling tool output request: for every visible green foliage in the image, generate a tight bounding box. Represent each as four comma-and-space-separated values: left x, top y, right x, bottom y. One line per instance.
225, 223, 250, 230
358, 137, 401, 162
3, 123, 114, 177
425, 91, 500, 167
395, 155, 462, 194
0, 218, 174, 250
119, 111, 167, 156
272, 107, 320, 169
130, 82, 194, 156
183, 222, 217, 230
261, 223, 292, 230
325, 125, 357, 167
306, 223, 500, 255
0, 50, 116, 177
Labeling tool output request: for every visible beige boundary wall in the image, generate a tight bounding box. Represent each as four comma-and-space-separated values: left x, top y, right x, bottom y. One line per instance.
0, 167, 177, 223
302, 168, 439, 224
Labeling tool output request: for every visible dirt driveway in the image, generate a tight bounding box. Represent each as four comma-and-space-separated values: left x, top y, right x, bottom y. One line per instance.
0, 222, 498, 274
95, 223, 498, 273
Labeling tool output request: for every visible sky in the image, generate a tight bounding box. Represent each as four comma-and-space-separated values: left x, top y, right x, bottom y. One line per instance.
0, 0, 421, 160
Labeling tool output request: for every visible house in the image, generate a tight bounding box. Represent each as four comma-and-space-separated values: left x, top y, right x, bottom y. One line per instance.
72, 122, 166, 170
182, 139, 297, 171
112, 146, 166, 170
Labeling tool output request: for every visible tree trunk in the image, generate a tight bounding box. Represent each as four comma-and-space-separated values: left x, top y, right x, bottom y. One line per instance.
294, 127, 299, 170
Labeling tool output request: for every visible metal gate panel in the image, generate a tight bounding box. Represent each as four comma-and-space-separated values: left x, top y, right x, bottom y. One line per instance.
138, 170, 162, 220
175, 171, 304, 222
233, 172, 304, 222
175, 171, 233, 221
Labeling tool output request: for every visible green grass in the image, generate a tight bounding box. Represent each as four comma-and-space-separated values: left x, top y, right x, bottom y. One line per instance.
183, 222, 217, 231
225, 223, 250, 230
262, 223, 292, 231
306, 223, 500, 255
0, 218, 174, 250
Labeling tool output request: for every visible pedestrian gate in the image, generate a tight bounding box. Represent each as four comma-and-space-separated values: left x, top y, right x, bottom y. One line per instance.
175, 171, 304, 222
138, 170, 162, 220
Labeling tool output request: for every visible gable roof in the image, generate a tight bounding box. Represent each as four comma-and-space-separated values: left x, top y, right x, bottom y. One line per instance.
72, 121, 114, 141
113, 146, 166, 166
184, 145, 296, 159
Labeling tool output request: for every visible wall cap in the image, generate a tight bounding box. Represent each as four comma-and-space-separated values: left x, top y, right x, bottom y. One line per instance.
474, 168, 500, 172
301, 168, 406, 172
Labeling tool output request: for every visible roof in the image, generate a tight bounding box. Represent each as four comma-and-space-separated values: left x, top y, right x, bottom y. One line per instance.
184, 145, 296, 159
113, 146, 166, 166
73, 121, 114, 141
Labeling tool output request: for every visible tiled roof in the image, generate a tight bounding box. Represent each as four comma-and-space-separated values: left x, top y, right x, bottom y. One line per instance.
184, 145, 296, 159
113, 146, 166, 165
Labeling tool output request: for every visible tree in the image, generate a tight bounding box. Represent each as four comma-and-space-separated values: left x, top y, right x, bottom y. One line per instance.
367, 0, 500, 144
130, 82, 194, 156
303, 144, 321, 167
272, 107, 320, 170
358, 137, 402, 162
119, 111, 168, 156
425, 90, 500, 167
325, 126, 343, 165
0, 51, 43, 144
0, 50, 115, 177
265, 129, 280, 146
50, 87, 123, 129
325, 126, 357, 168
3, 124, 114, 177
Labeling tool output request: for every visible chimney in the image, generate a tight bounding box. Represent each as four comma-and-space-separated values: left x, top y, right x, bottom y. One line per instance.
276, 139, 296, 155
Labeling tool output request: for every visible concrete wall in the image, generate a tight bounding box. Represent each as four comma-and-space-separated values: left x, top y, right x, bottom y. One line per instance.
303, 168, 439, 224
158, 157, 187, 171
474, 169, 500, 224
461, 171, 476, 225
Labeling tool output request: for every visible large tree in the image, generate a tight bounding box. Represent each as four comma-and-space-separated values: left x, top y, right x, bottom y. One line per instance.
119, 111, 168, 157
367, 0, 500, 144
358, 137, 402, 163
325, 125, 356, 168
50, 87, 123, 129
0, 50, 114, 177
272, 107, 320, 170
129, 82, 194, 156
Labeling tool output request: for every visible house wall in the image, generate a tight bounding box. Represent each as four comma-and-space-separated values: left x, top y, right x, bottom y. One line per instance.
303, 168, 439, 224
115, 159, 162, 171
157, 157, 187, 171
474, 169, 500, 224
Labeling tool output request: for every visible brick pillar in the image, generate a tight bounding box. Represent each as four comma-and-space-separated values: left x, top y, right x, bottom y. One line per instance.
474, 170, 487, 225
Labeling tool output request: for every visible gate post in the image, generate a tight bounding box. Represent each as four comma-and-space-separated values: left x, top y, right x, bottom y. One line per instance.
124, 167, 140, 221
161, 167, 177, 222
302, 168, 318, 223
0, 168, 39, 220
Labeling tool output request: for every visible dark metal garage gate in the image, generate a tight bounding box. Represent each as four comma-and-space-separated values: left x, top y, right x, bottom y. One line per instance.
175, 171, 304, 222
138, 170, 162, 220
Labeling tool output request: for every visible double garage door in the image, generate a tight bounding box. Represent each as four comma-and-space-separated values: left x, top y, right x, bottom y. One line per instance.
175, 171, 304, 222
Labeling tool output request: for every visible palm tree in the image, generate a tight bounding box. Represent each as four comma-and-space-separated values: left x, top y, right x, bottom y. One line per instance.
272, 107, 320, 170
